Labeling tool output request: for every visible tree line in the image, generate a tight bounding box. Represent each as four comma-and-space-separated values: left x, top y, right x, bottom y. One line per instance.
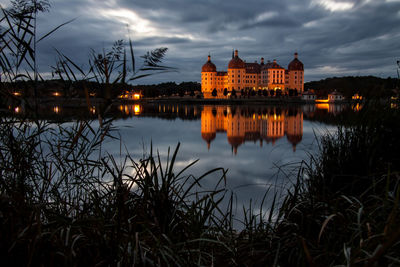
305, 75, 399, 99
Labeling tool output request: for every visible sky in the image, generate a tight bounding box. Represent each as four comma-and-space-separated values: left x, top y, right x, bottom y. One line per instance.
2, 0, 400, 84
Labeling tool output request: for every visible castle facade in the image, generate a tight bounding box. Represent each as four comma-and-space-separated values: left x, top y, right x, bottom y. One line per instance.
201, 50, 304, 98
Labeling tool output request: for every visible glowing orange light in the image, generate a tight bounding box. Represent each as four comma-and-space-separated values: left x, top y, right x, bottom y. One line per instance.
90, 106, 96, 114
133, 93, 141, 100
134, 104, 141, 115
315, 99, 329, 103
13, 92, 21, 96
352, 103, 362, 111
14, 107, 20, 113
53, 92, 60, 97
53, 106, 60, 113
316, 103, 329, 110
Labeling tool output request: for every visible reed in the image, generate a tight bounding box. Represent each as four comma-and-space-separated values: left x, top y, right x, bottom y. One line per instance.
0, 117, 233, 266
270, 103, 400, 266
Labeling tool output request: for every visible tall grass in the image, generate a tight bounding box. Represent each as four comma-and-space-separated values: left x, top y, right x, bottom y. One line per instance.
0, 117, 235, 266
272, 103, 400, 266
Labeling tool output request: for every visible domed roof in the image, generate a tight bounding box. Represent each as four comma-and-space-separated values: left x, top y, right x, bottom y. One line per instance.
202, 132, 216, 150
287, 134, 302, 152
227, 136, 244, 147
228, 50, 245, 69
288, 53, 304, 71
227, 136, 244, 155
201, 132, 216, 142
202, 55, 216, 72
287, 134, 302, 146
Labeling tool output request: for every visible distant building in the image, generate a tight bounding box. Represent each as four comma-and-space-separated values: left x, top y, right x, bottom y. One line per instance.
328, 91, 344, 102
302, 90, 317, 101
201, 50, 304, 98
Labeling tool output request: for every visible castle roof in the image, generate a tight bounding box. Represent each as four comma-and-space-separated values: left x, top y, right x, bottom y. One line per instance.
217, 71, 227, 76
202, 55, 216, 72
245, 63, 261, 74
286, 134, 302, 146
228, 50, 245, 69
288, 53, 304, 71
227, 136, 244, 147
201, 132, 216, 142
262, 60, 284, 70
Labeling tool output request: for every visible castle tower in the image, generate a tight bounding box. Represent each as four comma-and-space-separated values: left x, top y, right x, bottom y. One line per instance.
287, 52, 304, 93
227, 50, 245, 92
201, 55, 217, 98
285, 109, 303, 152
201, 106, 217, 149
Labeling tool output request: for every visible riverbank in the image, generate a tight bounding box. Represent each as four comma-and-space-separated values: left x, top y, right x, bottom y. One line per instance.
1, 103, 399, 266
4, 95, 355, 106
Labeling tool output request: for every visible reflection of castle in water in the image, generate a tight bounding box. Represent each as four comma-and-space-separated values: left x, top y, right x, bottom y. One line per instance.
201, 106, 303, 154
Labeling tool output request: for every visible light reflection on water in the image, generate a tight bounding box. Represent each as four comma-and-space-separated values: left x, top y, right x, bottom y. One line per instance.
103, 103, 343, 220
4, 101, 346, 221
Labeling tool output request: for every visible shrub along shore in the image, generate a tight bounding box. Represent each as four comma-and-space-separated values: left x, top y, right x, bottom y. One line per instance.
0, 102, 399, 266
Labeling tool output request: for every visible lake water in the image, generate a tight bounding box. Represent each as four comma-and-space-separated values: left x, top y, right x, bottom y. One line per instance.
97, 102, 345, 215
7, 101, 351, 221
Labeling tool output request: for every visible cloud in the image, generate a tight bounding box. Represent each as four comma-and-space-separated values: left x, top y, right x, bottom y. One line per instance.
311, 0, 355, 12
1, 0, 399, 83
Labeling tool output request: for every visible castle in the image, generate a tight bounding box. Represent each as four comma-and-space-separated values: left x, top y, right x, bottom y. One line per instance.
201, 50, 304, 98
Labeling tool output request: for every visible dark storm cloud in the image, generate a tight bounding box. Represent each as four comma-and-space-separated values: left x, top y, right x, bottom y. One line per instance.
1, 0, 399, 83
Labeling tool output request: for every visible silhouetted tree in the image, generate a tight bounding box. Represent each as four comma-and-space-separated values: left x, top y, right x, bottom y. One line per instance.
212, 88, 217, 97
231, 89, 236, 98
304, 76, 397, 99
262, 89, 268, 96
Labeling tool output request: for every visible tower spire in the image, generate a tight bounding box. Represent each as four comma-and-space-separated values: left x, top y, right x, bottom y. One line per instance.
232, 49, 234, 59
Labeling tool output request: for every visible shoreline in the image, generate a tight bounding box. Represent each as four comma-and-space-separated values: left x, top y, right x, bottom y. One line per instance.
5, 96, 356, 108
